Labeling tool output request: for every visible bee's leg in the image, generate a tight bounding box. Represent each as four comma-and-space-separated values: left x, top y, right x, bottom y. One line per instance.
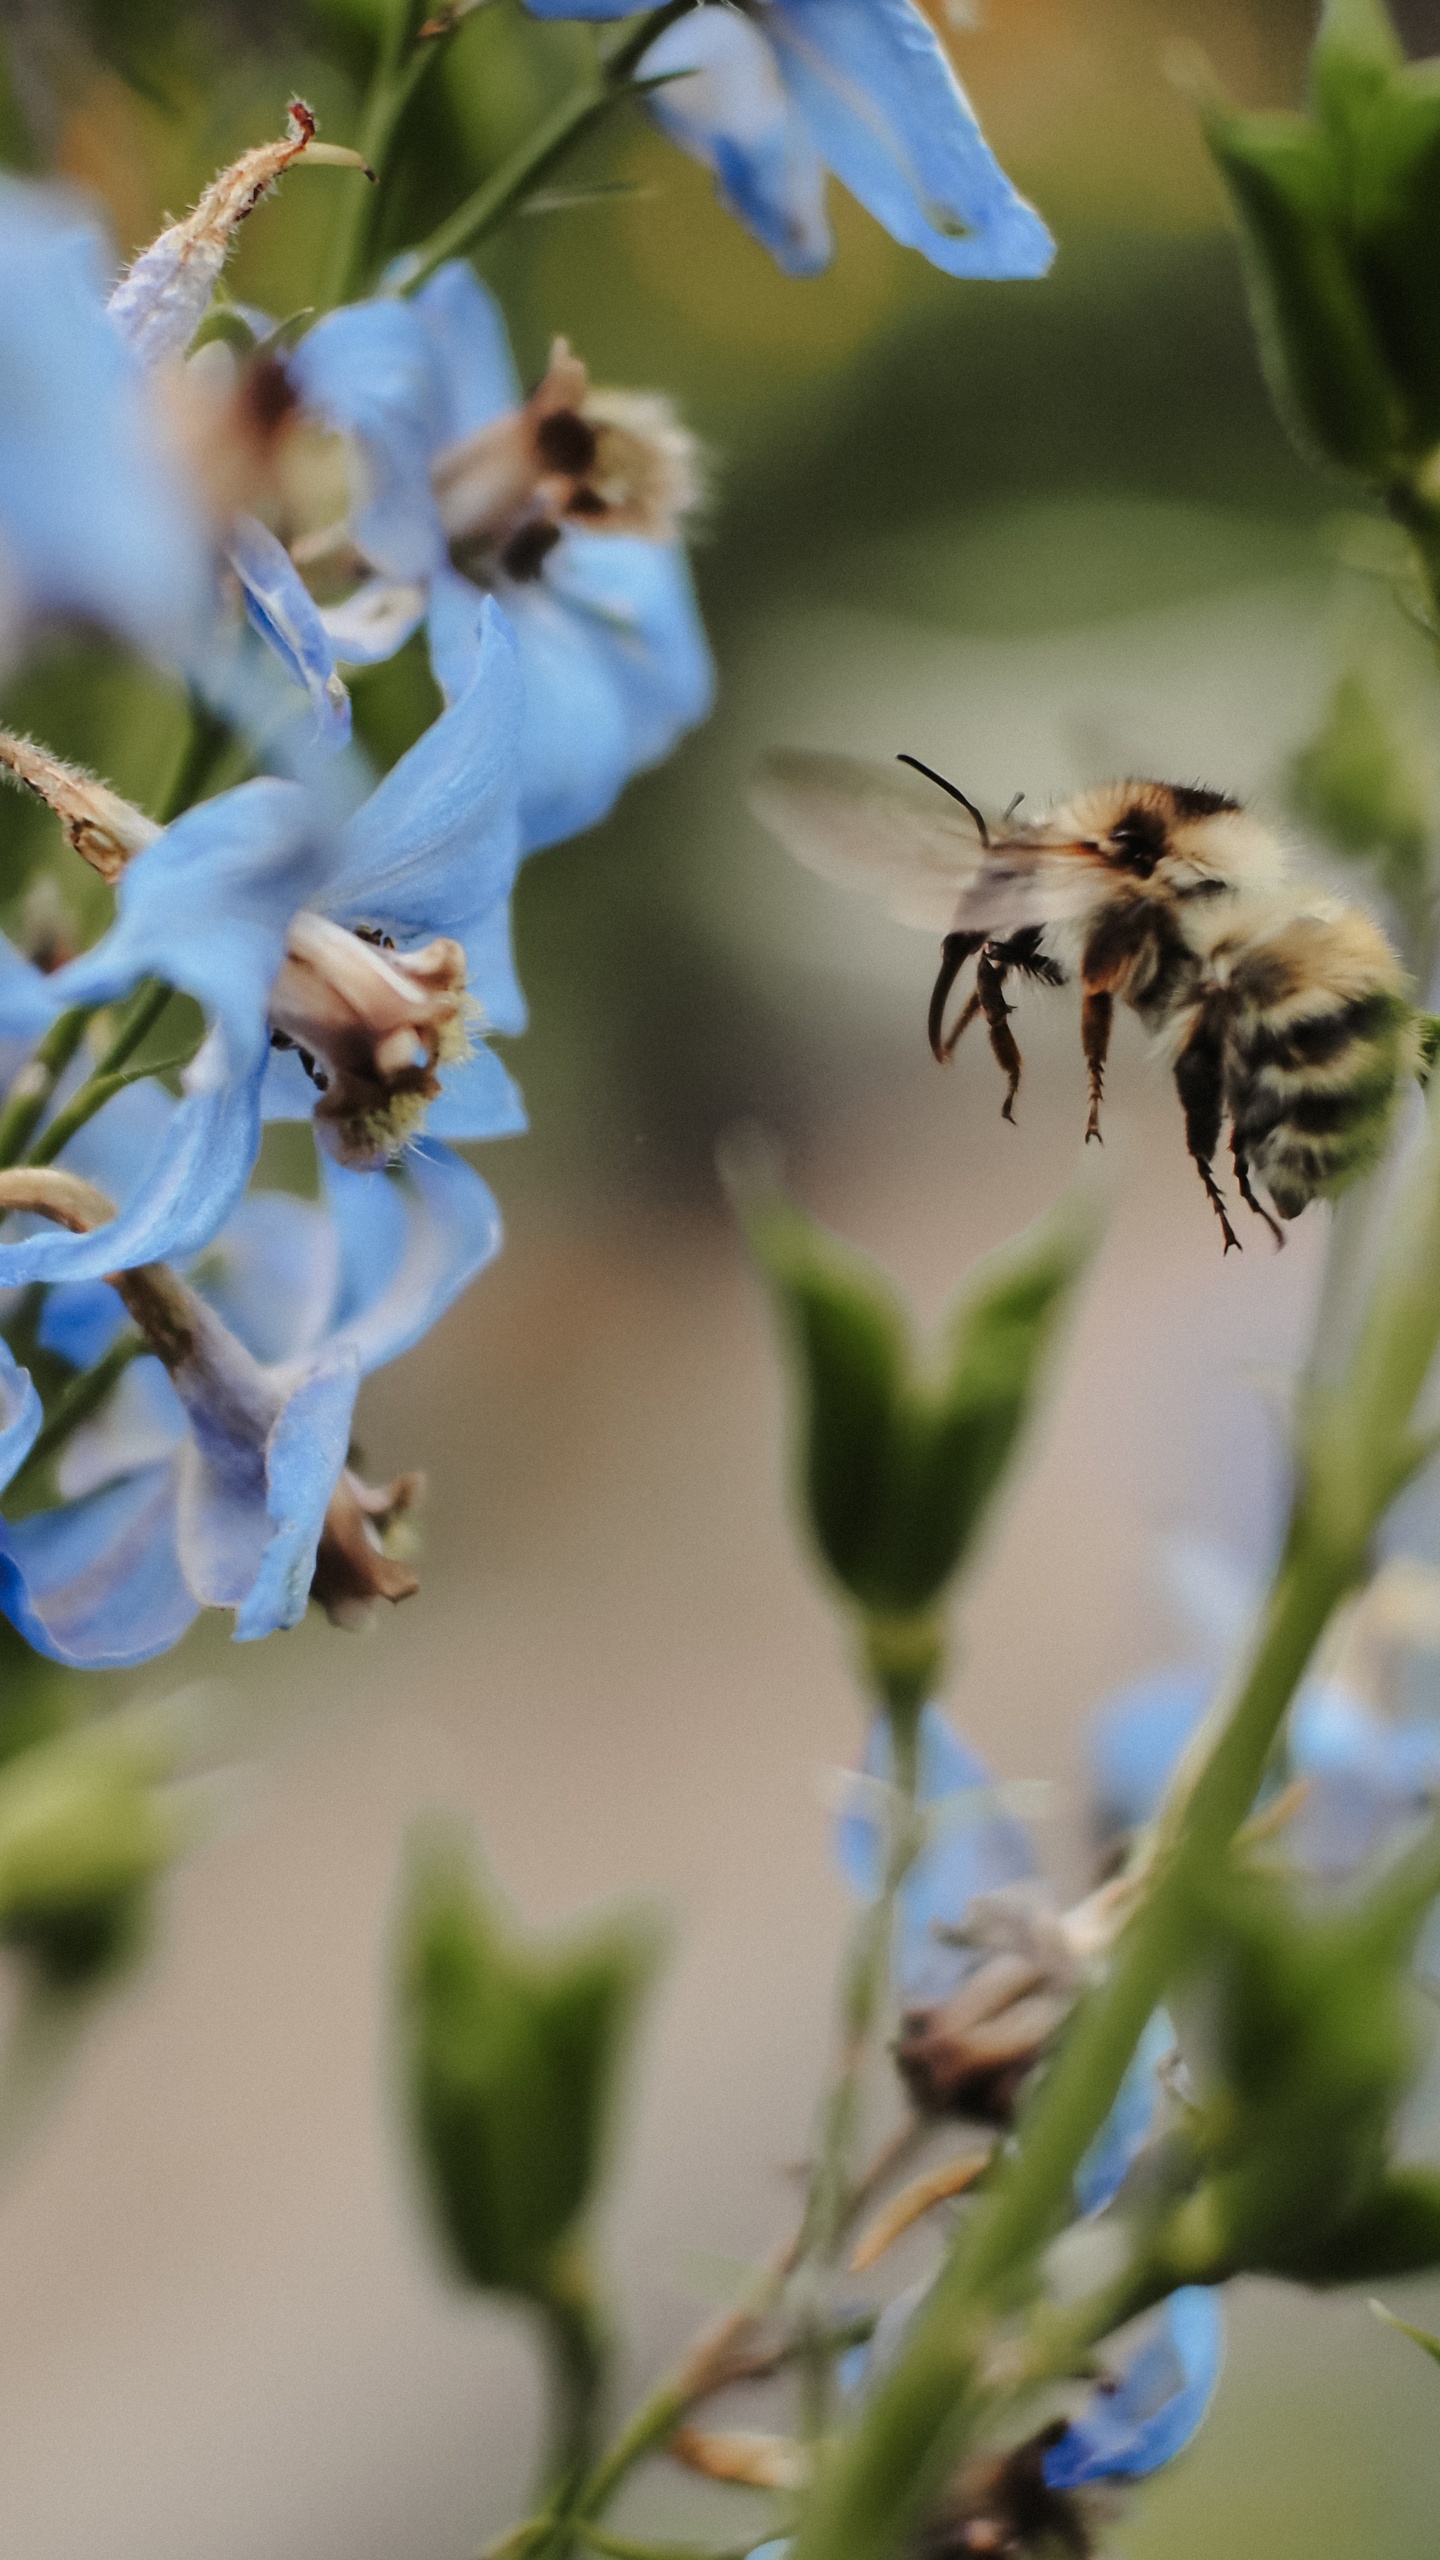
1231, 1136, 1284, 1248
928, 930, 985, 1062
1080, 988, 1112, 1144
975, 947, 1023, 1123
941, 987, 984, 1063
1173, 1021, 1241, 1254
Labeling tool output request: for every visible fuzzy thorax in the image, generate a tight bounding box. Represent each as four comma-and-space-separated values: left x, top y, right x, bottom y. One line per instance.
269, 912, 472, 1169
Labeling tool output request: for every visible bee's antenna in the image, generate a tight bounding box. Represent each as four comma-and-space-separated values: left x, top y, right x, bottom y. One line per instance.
897, 752, 990, 848
1003, 791, 1025, 824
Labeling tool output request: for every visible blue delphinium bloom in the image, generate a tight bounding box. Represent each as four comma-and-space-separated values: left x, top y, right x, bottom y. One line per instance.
1042, 2287, 1224, 2490
0, 1085, 499, 1665
1089, 1660, 1440, 1880
0, 179, 215, 670
0, 603, 523, 1289
837, 1705, 1165, 2207
520, 0, 1053, 282
290, 262, 713, 852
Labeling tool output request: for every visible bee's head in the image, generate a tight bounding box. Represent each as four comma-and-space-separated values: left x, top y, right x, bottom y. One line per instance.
1053, 780, 1285, 898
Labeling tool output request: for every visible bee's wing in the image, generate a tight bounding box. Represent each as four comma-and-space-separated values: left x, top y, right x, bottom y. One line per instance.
751, 750, 1103, 940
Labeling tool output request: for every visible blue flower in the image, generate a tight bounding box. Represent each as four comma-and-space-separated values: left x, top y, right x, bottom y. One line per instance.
520, 0, 1053, 282
0, 604, 523, 1289
290, 262, 713, 851
837, 1706, 1164, 2205
0, 1086, 500, 1665
1042, 2287, 1224, 2490
0, 179, 215, 670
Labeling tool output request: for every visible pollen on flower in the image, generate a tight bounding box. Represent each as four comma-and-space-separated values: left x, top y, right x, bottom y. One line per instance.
269, 912, 473, 1170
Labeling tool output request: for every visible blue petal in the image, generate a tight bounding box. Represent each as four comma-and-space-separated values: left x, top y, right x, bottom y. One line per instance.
234, 1351, 361, 1639
639, 8, 831, 277
290, 298, 448, 581
1042, 2289, 1224, 2488
413, 262, 521, 443
0, 1042, 271, 1287
323, 1139, 502, 1375
0, 936, 61, 1046
467, 897, 527, 1039
0, 180, 214, 661
227, 515, 351, 750
1286, 1684, 1440, 1879
56, 1355, 186, 1499
190, 1190, 341, 1365
1074, 2008, 1173, 2215
0, 1461, 196, 1669
422, 1042, 527, 1143
37, 1280, 128, 1369
1088, 1669, 1211, 1839
437, 569, 631, 854
319, 572, 429, 670
331, 594, 521, 942
770, 0, 1054, 279
0, 1336, 42, 1491
837, 1706, 1038, 2006
545, 532, 714, 779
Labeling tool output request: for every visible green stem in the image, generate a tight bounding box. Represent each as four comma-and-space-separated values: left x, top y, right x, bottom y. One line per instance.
571, 2533, 755, 2560
24, 1047, 196, 1171
796, 1693, 922, 2438
0, 1012, 90, 1170
787, 1075, 1440, 2560
156, 700, 232, 827
6, 1336, 144, 1508
540, 2274, 610, 2514
323, 0, 432, 307
394, 0, 697, 296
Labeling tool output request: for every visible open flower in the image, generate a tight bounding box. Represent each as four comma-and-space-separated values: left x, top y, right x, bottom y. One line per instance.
0, 1095, 499, 1665
0, 602, 522, 1290
289, 262, 713, 850
521, 0, 1053, 282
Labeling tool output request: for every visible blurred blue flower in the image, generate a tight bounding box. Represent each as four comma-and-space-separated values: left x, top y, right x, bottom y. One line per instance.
0, 605, 523, 1289
0, 1085, 499, 1664
837, 1706, 1164, 2205
1042, 2287, 1224, 2490
291, 262, 713, 851
521, 0, 1053, 281
0, 179, 215, 670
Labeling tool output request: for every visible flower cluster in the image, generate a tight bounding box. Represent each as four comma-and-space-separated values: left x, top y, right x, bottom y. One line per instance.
0, 6, 1043, 1674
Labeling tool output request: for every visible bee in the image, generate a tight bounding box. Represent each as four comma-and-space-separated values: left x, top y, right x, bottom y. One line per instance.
751, 750, 1420, 1252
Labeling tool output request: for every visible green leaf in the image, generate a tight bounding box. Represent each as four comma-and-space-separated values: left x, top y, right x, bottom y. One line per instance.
1348, 64, 1440, 448
1312, 0, 1406, 140
1371, 2294, 1440, 2362
730, 1150, 1097, 1627
1204, 104, 1402, 475
1290, 670, 1431, 905
0, 1710, 187, 1984
399, 1832, 657, 2301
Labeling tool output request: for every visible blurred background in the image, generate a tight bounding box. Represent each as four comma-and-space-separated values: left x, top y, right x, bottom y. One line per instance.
3, 0, 1440, 2550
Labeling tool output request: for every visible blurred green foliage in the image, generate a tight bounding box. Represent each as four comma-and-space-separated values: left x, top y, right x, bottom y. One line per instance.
398, 1829, 655, 2302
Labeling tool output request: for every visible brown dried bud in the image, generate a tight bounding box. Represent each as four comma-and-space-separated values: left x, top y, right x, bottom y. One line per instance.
896, 1951, 1074, 2122
268, 913, 472, 1168
916, 2436, 1092, 2560
311, 1469, 422, 1629
0, 733, 159, 882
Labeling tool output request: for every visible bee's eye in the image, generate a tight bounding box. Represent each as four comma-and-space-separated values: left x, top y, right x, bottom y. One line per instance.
1109, 808, 1167, 875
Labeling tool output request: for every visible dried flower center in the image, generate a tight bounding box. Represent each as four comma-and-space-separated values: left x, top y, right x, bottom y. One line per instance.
268, 912, 472, 1169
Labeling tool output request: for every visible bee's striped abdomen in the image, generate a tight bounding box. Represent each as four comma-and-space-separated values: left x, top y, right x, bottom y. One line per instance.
1222, 917, 1415, 1220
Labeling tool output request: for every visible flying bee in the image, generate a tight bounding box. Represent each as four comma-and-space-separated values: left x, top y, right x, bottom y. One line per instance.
751, 750, 1421, 1252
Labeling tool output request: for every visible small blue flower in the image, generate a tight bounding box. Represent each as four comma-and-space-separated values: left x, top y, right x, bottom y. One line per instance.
0, 1085, 500, 1665
1042, 2287, 1224, 2490
0, 604, 523, 1288
291, 263, 713, 852
837, 1706, 1165, 2207
520, 0, 1053, 282
0, 179, 215, 669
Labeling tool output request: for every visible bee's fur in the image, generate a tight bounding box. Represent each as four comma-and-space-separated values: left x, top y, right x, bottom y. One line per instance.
926, 777, 1416, 1252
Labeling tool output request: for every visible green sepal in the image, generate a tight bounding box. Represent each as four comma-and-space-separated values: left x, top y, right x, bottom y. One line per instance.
1290, 670, 1431, 910
1171, 1829, 1440, 2282
733, 1164, 1097, 1622
0, 1710, 186, 1985
1348, 64, 1440, 449
399, 1832, 658, 2302
1204, 103, 1401, 476
1311, 0, 1405, 142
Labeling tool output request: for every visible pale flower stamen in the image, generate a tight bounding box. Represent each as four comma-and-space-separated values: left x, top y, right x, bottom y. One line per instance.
268, 911, 473, 1169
